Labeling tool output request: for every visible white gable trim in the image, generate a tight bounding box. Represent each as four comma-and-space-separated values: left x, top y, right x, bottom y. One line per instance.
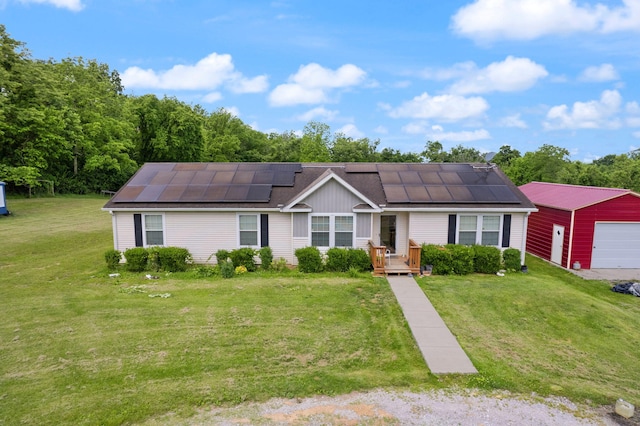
282, 169, 381, 213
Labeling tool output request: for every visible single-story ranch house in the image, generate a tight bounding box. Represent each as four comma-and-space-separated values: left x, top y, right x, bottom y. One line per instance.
103, 162, 537, 273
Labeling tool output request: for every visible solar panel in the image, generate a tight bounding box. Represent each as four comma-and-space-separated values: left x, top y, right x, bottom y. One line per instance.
378, 163, 410, 172
174, 163, 207, 171
252, 171, 274, 184
225, 185, 250, 201
170, 171, 195, 185
468, 186, 496, 202
203, 185, 228, 201
157, 185, 186, 201
489, 185, 521, 202
238, 163, 270, 171
206, 163, 238, 171
129, 167, 159, 185
180, 185, 208, 201
447, 186, 474, 202
345, 163, 378, 173
399, 171, 422, 184
405, 185, 430, 202
246, 185, 272, 201
272, 171, 296, 186
191, 171, 215, 185
212, 171, 235, 184
115, 186, 144, 201
136, 185, 165, 202
426, 186, 453, 202
232, 171, 255, 184
384, 185, 409, 203
418, 172, 443, 184
150, 171, 176, 185
439, 172, 463, 185
378, 171, 402, 184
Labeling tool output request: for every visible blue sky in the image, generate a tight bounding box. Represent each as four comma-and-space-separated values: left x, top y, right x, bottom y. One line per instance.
4, 0, 640, 161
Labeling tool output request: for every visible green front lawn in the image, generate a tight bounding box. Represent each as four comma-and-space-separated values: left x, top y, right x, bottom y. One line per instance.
418, 255, 640, 404
1, 196, 638, 425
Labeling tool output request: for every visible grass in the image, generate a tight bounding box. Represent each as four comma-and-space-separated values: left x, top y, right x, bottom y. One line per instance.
1, 196, 639, 424
0, 196, 431, 425
417, 257, 640, 405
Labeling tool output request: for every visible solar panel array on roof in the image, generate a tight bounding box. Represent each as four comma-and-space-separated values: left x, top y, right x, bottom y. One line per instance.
112, 163, 301, 203
366, 163, 521, 204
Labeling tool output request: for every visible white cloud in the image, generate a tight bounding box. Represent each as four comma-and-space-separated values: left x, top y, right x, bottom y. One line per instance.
268, 63, 366, 107
336, 124, 365, 138
202, 92, 223, 103
402, 121, 430, 134
227, 75, 269, 94
19, 0, 83, 11
121, 53, 268, 93
423, 125, 491, 142
452, 0, 640, 42
544, 89, 623, 129
626, 101, 640, 127
419, 61, 476, 81
579, 63, 620, 82
499, 113, 528, 128
389, 92, 489, 121
223, 106, 240, 117
374, 125, 388, 134
295, 106, 339, 122
448, 56, 548, 94
633, 131, 640, 138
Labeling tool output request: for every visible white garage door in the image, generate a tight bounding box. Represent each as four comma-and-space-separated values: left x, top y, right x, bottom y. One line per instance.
591, 223, 640, 268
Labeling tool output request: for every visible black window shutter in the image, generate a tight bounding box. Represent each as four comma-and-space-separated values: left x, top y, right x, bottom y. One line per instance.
502, 214, 511, 248
260, 214, 269, 247
134, 214, 143, 247
447, 214, 456, 244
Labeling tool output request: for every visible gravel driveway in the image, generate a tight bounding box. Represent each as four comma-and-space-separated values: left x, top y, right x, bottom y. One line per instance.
144, 389, 636, 425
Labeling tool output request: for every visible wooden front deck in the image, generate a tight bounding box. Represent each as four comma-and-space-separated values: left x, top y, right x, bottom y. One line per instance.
369, 239, 421, 276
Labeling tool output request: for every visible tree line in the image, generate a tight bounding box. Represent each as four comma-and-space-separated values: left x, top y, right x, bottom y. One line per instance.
2, 24, 640, 195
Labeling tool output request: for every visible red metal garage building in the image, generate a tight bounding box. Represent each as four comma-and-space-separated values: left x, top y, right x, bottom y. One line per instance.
519, 182, 640, 269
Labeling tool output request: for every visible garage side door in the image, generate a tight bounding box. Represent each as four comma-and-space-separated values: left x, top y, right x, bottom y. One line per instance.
591, 223, 640, 268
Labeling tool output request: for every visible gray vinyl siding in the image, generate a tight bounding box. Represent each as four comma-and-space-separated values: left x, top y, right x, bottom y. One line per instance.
356, 213, 371, 238
302, 180, 362, 213
293, 213, 307, 237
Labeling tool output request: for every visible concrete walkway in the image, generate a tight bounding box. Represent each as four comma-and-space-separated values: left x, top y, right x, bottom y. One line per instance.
387, 275, 477, 374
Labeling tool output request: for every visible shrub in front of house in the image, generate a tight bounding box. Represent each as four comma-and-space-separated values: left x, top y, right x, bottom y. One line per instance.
294, 246, 324, 273
326, 247, 349, 272
421, 244, 453, 275
446, 244, 475, 275
503, 248, 522, 271
472, 245, 502, 274
215, 249, 231, 265
124, 247, 149, 272
229, 247, 257, 272
348, 248, 372, 272
259, 246, 273, 270
104, 249, 121, 270
219, 258, 235, 278
156, 247, 192, 272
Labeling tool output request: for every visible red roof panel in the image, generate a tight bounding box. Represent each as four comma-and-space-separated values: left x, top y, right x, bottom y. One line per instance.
519, 182, 632, 211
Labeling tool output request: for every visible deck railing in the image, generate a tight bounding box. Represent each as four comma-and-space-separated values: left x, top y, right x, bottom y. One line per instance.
407, 239, 421, 274
368, 240, 387, 275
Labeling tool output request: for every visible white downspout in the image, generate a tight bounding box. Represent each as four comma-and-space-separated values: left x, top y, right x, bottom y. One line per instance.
110, 211, 119, 251
521, 212, 531, 267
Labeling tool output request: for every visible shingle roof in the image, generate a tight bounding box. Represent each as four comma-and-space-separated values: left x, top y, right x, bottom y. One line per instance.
519, 182, 635, 211
103, 162, 535, 211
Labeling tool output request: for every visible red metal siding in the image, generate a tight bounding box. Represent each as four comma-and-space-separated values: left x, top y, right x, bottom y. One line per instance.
571, 194, 640, 269
526, 205, 572, 265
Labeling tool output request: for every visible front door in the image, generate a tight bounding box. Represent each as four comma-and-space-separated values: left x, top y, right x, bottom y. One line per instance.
380, 215, 396, 253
